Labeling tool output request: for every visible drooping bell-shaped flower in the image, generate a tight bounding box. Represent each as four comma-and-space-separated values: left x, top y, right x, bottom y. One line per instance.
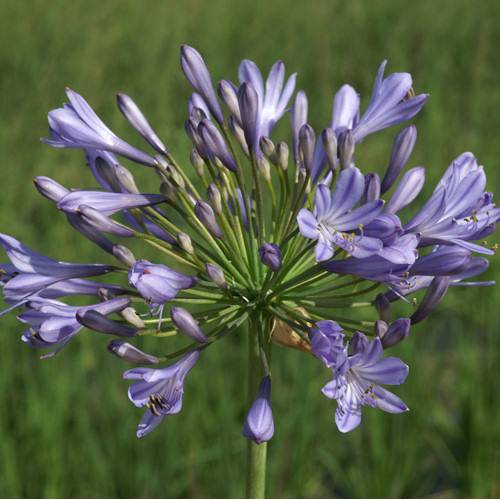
242, 375, 274, 444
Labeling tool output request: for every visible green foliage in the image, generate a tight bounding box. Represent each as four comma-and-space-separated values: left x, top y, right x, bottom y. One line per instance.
0, 0, 499, 496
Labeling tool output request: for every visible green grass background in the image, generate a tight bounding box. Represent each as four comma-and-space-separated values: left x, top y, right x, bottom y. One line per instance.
0, 0, 499, 497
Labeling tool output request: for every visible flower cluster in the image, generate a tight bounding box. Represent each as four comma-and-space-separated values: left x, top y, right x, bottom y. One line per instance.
1, 46, 498, 441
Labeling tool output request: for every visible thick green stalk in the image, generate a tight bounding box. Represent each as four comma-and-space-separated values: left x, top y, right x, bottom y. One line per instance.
245, 317, 267, 499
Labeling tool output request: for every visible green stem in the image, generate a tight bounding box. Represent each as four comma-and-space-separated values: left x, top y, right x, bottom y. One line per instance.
245, 317, 267, 499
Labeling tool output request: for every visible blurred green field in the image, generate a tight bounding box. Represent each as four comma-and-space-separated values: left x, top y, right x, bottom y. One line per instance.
0, 0, 499, 497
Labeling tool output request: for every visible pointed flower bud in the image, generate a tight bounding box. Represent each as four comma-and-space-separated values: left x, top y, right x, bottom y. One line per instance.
259, 243, 282, 271
321, 128, 338, 171
77, 309, 138, 337
108, 340, 159, 364
291, 90, 308, 162
195, 201, 223, 238
228, 116, 249, 156
205, 263, 227, 289
78, 205, 134, 237
257, 156, 271, 182
259, 136, 276, 162
170, 307, 208, 344
190, 148, 205, 176
379, 318, 411, 348
116, 93, 167, 154
180, 45, 224, 124
198, 119, 237, 172
207, 184, 223, 214
276, 141, 289, 171
34, 176, 69, 202
112, 245, 136, 267
374, 320, 389, 338
120, 307, 146, 329
374, 293, 391, 322
299, 124, 316, 171
217, 80, 241, 122
177, 232, 194, 255
411, 276, 450, 324
364, 173, 381, 202
338, 129, 354, 169
243, 375, 274, 444
238, 82, 259, 151
111, 164, 139, 194
381, 125, 417, 194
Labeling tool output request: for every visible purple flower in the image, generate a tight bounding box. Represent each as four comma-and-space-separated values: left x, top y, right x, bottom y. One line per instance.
310, 320, 348, 372
259, 243, 282, 271
197, 118, 237, 171
238, 58, 296, 153
291, 90, 308, 162
19, 297, 130, 358
0, 234, 114, 306
116, 93, 167, 154
381, 125, 417, 194
311, 322, 409, 433
180, 45, 224, 124
128, 260, 197, 308
124, 350, 201, 438
405, 153, 499, 254
57, 190, 165, 216
170, 307, 208, 343
242, 375, 274, 444
108, 340, 160, 365
43, 88, 157, 166
352, 61, 428, 143
297, 167, 384, 261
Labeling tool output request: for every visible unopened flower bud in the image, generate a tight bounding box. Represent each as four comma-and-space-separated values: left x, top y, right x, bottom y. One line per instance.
195, 200, 223, 238
207, 184, 223, 214
259, 243, 282, 272
170, 307, 208, 343
79, 205, 134, 237
299, 124, 316, 171
165, 164, 185, 189
116, 93, 167, 154
276, 141, 289, 171
257, 156, 271, 182
190, 148, 205, 177
243, 375, 274, 444
228, 115, 249, 156
238, 82, 259, 152
160, 180, 177, 201
120, 307, 146, 329
338, 129, 354, 169
374, 320, 389, 338
217, 80, 241, 122
380, 318, 410, 348
364, 173, 381, 202
260, 136, 276, 162
177, 232, 194, 255
114, 164, 140, 193
76, 309, 138, 337
180, 45, 224, 124
381, 125, 417, 194
321, 128, 338, 171
374, 293, 391, 322
34, 176, 69, 202
107, 340, 159, 364
112, 244, 136, 267
292, 90, 308, 162
205, 262, 227, 289
411, 276, 450, 324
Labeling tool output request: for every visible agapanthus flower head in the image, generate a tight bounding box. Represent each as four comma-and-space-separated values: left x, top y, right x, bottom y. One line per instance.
124, 350, 201, 438
1, 44, 497, 447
